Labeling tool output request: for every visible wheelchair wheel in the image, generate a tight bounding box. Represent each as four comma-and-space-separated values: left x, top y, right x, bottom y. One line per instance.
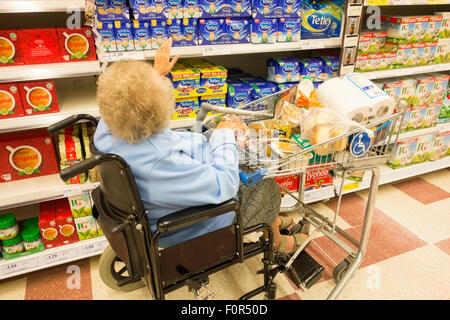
99, 246, 146, 292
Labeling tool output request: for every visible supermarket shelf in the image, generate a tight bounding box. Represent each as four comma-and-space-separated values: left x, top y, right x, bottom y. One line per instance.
281, 186, 336, 208
364, 0, 450, 5
0, 80, 100, 133
0, 174, 100, 210
397, 123, 450, 141
335, 157, 450, 195
0, 61, 101, 83
362, 63, 450, 80
0, 0, 84, 13
0, 236, 108, 280
101, 37, 342, 62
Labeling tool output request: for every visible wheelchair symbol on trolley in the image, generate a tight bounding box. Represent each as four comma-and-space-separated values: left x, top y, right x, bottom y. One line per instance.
350, 131, 372, 157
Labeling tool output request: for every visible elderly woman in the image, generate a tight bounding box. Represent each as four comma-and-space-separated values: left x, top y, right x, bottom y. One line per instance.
94, 38, 307, 252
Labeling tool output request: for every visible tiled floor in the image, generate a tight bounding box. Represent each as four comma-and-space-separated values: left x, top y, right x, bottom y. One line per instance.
1, 169, 449, 300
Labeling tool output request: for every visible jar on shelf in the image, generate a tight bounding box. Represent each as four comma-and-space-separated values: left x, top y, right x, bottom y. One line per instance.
22, 226, 42, 252
22, 217, 39, 229
0, 214, 19, 241
2, 234, 24, 255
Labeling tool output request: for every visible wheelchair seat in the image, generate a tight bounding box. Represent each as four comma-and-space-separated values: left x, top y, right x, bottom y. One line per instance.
48, 114, 277, 300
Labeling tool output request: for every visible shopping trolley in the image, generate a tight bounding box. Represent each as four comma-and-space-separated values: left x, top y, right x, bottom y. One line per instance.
194, 87, 406, 300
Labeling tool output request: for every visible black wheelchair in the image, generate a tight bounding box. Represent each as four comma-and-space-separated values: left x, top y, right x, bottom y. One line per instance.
48, 114, 280, 300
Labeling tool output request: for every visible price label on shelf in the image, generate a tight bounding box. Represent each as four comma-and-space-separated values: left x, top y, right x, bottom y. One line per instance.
108, 51, 145, 62
202, 46, 231, 56
80, 239, 108, 256
3, 259, 38, 275
428, 0, 449, 4
347, 5, 363, 17
90, 182, 100, 190
438, 123, 450, 133
44, 248, 77, 265
366, 0, 388, 4
392, 0, 412, 4
343, 181, 360, 193
64, 185, 83, 197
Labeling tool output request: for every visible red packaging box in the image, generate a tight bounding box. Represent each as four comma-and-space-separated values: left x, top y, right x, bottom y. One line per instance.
305, 166, 334, 190
56, 27, 97, 62
55, 198, 79, 246
0, 82, 24, 118
0, 29, 24, 66
18, 80, 59, 115
39, 200, 62, 249
18, 28, 62, 65
0, 128, 59, 183
275, 175, 299, 192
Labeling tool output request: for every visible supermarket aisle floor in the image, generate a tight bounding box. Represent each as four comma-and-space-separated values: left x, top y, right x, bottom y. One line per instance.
1, 169, 449, 300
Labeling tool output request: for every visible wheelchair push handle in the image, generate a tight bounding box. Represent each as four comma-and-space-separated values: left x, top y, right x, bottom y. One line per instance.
60, 155, 102, 181
48, 114, 98, 135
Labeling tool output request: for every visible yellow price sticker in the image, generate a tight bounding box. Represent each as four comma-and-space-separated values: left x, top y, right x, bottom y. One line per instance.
343, 181, 360, 192
365, 0, 389, 4
428, 0, 448, 4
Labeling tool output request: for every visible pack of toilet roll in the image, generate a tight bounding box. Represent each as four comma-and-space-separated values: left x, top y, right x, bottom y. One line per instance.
316, 73, 396, 125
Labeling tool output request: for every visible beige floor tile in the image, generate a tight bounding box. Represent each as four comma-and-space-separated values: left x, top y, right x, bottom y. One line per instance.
420, 169, 450, 193
89, 256, 153, 300
357, 185, 450, 244
299, 245, 450, 300
0, 277, 27, 300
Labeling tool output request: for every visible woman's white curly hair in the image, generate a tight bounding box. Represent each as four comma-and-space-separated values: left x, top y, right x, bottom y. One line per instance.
97, 60, 175, 144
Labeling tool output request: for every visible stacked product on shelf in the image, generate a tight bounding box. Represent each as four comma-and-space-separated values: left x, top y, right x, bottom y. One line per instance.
0, 79, 60, 119
68, 192, 103, 239
435, 11, 450, 64
438, 83, 450, 125
0, 27, 97, 67
355, 12, 450, 72
0, 128, 59, 183
0, 214, 45, 260
169, 58, 228, 119
374, 73, 449, 134
93, 0, 345, 51
388, 131, 449, 169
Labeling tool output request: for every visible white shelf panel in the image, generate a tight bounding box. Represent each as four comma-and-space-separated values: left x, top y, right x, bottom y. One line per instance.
364, 0, 449, 5
362, 63, 450, 80
335, 157, 450, 195
397, 123, 450, 141
0, 0, 84, 13
0, 80, 100, 133
281, 186, 336, 208
101, 38, 342, 62
0, 174, 100, 210
0, 61, 101, 83
0, 236, 108, 280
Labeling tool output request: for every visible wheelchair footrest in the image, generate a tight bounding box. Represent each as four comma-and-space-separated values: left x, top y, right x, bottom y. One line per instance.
284, 250, 324, 289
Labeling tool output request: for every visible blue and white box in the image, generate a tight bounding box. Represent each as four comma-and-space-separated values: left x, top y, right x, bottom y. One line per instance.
198, 18, 250, 45
251, 18, 278, 43
252, 0, 301, 19
226, 79, 255, 108
277, 18, 301, 42
300, 0, 344, 39
114, 20, 135, 51
267, 58, 301, 83
132, 20, 152, 50
150, 19, 167, 48
299, 58, 323, 80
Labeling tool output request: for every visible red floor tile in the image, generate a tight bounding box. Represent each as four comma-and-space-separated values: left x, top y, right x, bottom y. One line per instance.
278, 292, 301, 300
324, 193, 368, 227
25, 259, 93, 300
392, 177, 450, 205
435, 238, 450, 256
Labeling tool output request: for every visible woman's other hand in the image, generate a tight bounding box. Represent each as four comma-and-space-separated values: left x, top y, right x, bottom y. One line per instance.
154, 37, 179, 76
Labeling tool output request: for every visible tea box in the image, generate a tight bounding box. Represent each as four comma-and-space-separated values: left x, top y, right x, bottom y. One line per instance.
299, 58, 323, 80
131, 20, 152, 50
252, 0, 301, 19
55, 198, 78, 246
39, 200, 61, 249
150, 19, 167, 49
430, 73, 450, 105
388, 137, 418, 169
358, 33, 371, 54
411, 41, 438, 66
427, 15, 443, 41
369, 31, 387, 52
319, 55, 339, 80
96, 0, 130, 21
355, 53, 369, 72
173, 18, 198, 47
408, 106, 427, 131
277, 18, 301, 42
422, 103, 441, 128
18, 80, 60, 115
59, 125, 87, 184
412, 134, 434, 163
251, 18, 278, 44
267, 57, 301, 83
56, 27, 97, 62
196, 65, 228, 95
95, 221, 104, 237
0, 129, 59, 183
436, 11, 450, 39
68, 192, 93, 218
397, 106, 412, 134
130, 0, 183, 20
198, 18, 250, 45
114, 20, 135, 51
224, 18, 251, 44
74, 215, 98, 241
305, 166, 334, 190
274, 174, 299, 192
174, 96, 200, 119
0, 83, 24, 119
95, 21, 117, 52
300, 0, 344, 39
397, 77, 417, 107
18, 28, 62, 65
0, 29, 24, 66
226, 80, 254, 108
166, 0, 184, 19
170, 65, 201, 98
80, 123, 100, 182
190, 0, 251, 18
199, 94, 226, 116
435, 38, 450, 64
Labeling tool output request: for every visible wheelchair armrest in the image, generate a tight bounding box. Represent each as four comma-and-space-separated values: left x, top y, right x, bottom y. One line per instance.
157, 199, 239, 234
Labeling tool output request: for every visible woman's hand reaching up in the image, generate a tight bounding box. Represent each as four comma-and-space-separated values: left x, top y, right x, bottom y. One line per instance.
153, 37, 180, 76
